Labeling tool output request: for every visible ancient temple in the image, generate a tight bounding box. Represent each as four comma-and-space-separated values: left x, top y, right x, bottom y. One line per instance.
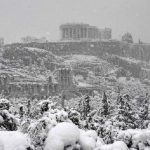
60, 23, 111, 41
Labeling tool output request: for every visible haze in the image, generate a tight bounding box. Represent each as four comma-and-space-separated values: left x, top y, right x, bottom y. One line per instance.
0, 0, 150, 43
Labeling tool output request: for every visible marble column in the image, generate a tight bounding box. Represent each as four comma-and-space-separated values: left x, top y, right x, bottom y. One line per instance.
86, 28, 88, 39
66, 28, 68, 39
74, 28, 76, 39
79, 28, 81, 39
71, 28, 74, 40
80, 28, 82, 39
73, 28, 75, 40
69, 28, 72, 40
62, 29, 65, 39
93, 29, 95, 39
83, 28, 86, 39
75, 28, 77, 39
78, 28, 80, 39
64, 28, 67, 39
63, 29, 65, 39
75, 28, 78, 39
76, 28, 79, 40
67, 28, 69, 39
84, 28, 88, 39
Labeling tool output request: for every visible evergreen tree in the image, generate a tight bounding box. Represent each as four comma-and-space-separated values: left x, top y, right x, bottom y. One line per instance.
139, 93, 149, 128
115, 94, 137, 129
101, 92, 109, 117
27, 100, 31, 116
0, 99, 18, 131
83, 95, 91, 120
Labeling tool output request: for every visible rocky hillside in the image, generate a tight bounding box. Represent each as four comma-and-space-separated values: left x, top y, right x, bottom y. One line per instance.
1, 41, 150, 83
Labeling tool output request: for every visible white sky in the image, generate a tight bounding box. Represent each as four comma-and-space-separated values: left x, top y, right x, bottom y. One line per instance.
0, 0, 150, 43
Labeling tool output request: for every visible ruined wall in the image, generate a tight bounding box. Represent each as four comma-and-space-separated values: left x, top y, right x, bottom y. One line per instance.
57, 68, 73, 90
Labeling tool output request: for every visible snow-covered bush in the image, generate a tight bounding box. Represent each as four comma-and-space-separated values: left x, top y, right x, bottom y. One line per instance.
68, 109, 81, 126
27, 116, 56, 149
0, 109, 18, 131
117, 129, 150, 149
44, 122, 80, 150
79, 130, 98, 150
0, 98, 10, 110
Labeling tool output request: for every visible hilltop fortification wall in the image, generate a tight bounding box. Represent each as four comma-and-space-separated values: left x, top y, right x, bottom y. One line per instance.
14, 41, 150, 62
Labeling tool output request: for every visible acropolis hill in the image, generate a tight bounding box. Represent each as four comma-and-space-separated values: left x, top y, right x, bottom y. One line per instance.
2, 23, 150, 79
1, 23, 150, 99
13, 23, 150, 62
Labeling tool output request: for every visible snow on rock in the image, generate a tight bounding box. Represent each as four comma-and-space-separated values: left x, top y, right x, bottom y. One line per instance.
0, 131, 33, 150
79, 130, 97, 150
94, 141, 129, 150
44, 122, 80, 150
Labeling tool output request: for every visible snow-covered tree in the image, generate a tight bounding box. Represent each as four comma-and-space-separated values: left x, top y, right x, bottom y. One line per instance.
114, 94, 138, 130
0, 99, 18, 131
139, 93, 150, 128
101, 92, 109, 117
82, 95, 91, 120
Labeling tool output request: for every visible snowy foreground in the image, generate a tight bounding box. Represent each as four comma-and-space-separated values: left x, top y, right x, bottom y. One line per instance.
0, 123, 129, 150
1, 123, 150, 150
0, 131, 32, 150
0, 97, 150, 150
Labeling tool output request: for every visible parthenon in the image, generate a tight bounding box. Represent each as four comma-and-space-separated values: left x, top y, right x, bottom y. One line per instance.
60, 23, 111, 41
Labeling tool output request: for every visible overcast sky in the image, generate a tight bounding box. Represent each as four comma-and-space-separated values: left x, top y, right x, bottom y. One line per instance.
0, 0, 150, 43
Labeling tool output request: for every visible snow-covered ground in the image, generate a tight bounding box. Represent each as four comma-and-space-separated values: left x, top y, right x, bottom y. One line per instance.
63, 55, 100, 64
0, 92, 150, 150
0, 131, 32, 150
25, 47, 48, 53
